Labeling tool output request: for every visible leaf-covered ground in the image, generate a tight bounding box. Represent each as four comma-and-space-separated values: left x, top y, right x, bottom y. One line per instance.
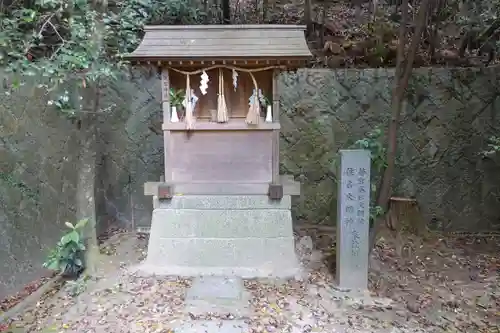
0, 274, 55, 314
2, 227, 498, 333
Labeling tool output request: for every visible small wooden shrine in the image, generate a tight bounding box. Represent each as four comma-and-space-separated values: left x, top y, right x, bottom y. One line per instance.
128, 24, 312, 199
127, 25, 312, 277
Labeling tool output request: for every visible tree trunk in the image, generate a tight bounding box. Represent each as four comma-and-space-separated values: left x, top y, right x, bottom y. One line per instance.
352, 0, 363, 22
368, 0, 430, 252
318, 3, 326, 47
262, 0, 268, 23
204, 0, 209, 23
76, 5, 107, 275
222, 0, 230, 24
304, 0, 312, 39
76, 113, 100, 274
429, 23, 439, 61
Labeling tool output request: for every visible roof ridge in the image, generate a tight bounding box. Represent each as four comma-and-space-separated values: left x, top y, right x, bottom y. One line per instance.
126, 25, 312, 63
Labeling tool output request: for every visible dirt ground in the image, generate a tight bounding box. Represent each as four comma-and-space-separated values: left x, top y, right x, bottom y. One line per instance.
299, 225, 500, 332
2, 226, 499, 333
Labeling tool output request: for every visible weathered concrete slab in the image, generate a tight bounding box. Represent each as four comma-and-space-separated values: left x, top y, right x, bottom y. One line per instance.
185, 276, 250, 317
135, 262, 301, 278
145, 236, 299, 277
187, 276, 245, 300
150, 209, 293, 238
174, 320, 249, 333
144, 195, 299, 278
153, 195, 292, 210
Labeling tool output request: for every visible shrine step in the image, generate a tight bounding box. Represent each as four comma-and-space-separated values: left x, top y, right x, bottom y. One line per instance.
184, 276, 250, 317
144, 236, 298, 277
141, 195, 300, 278
175, 276, 250, 332
153, 194, 291, 210
150, 208, 292, 238
173, 320, 249, 333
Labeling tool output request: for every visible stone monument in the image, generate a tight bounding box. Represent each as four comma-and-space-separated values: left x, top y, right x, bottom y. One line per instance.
336, 149, 371, 291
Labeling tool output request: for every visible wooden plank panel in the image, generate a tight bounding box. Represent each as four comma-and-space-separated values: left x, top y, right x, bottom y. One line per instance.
133, 52, 311, 58
144, 24, 307, 30
144, 30, 303, 40
134, 45, 309, 55
271, 131, 280, 183
128, 25, 312, 61
161, 69, 171, 182
271, 69, 280, 183
272, 69, 280, 122
163, 120, 280, 130
140, 39, 307, 47
170, 130, 273, 183
132, 41, 311, 58
161, 68, 170, 124
131, 59, 308, 68
144, 176, 301, 196
136, 45, 308, 51
164, 131, 172, 182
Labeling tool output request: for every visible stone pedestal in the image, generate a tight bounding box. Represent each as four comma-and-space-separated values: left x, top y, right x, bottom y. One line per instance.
140, 195, 299, 278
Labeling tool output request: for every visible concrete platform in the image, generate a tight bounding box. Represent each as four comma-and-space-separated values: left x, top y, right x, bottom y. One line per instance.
174, 320, 249, 333
185, 276, 250, 317
141, 195, 300, 278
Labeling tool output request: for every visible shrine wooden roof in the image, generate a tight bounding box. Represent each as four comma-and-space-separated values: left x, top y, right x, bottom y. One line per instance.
126, 25, 312, 64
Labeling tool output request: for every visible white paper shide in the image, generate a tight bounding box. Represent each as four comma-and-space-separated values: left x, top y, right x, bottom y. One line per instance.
171, 106, 179, 123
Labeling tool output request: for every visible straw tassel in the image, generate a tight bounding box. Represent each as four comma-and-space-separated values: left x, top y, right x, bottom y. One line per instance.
245, 72, 260, 125
217, 69, 229, 123
185, 74, 194, 129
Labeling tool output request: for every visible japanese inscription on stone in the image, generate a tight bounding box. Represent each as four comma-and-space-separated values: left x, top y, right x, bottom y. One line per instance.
336, 150, 371, 290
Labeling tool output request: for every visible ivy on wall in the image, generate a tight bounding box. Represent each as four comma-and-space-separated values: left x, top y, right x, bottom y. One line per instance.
0, 171, 39, 202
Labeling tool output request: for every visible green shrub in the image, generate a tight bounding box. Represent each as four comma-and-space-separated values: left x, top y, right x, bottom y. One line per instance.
43, 219, 88, 278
